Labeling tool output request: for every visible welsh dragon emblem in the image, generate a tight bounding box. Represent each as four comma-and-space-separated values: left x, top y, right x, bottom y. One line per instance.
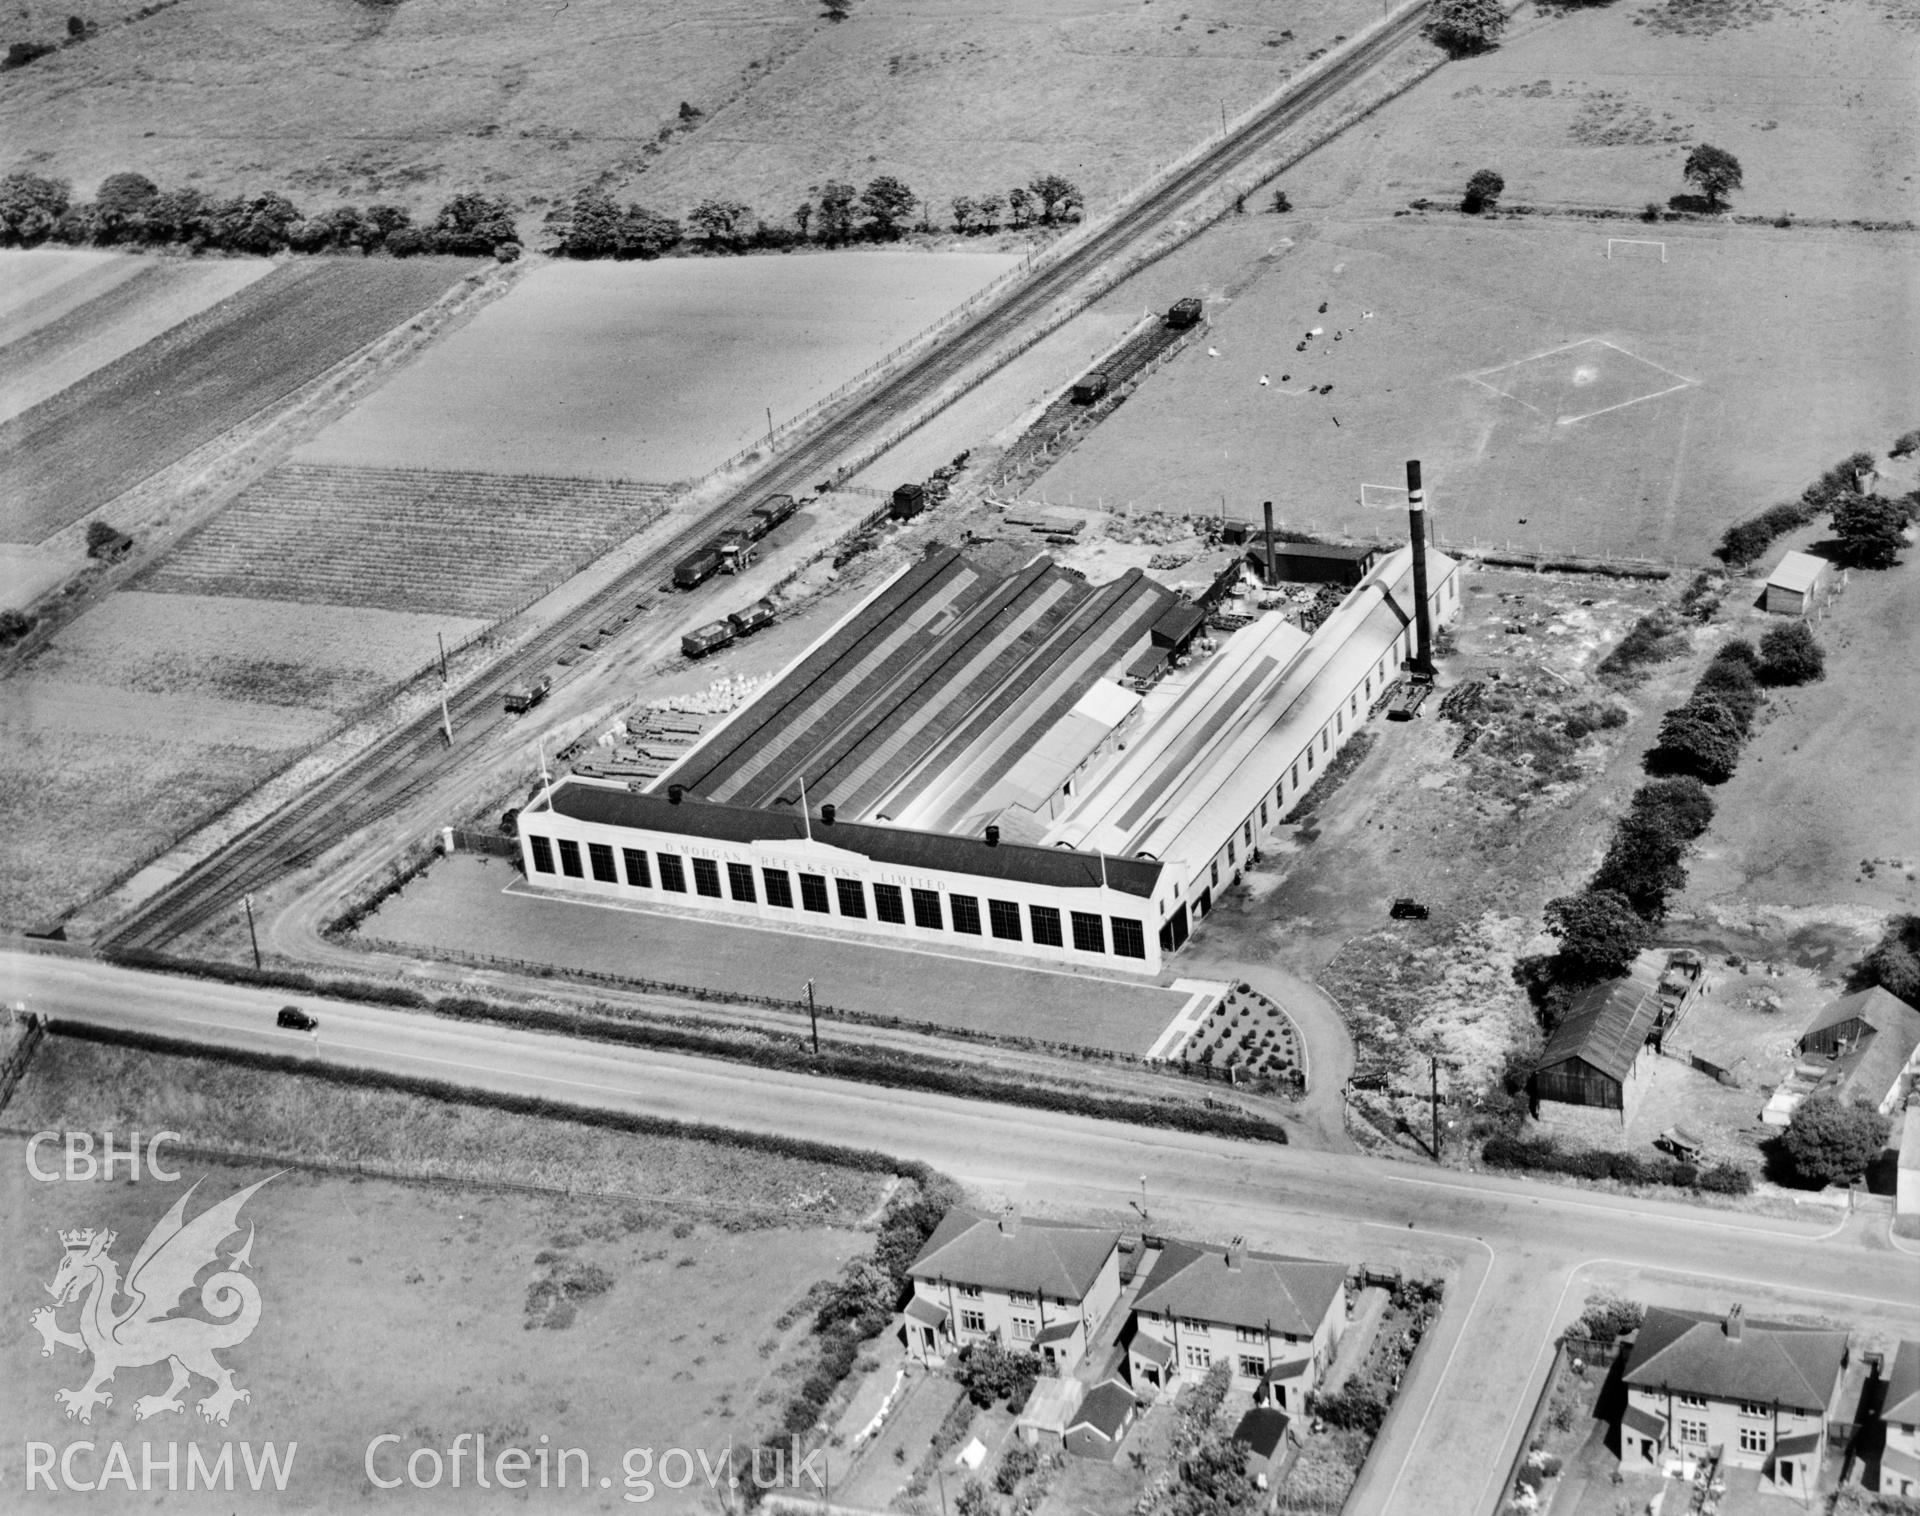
31, 1175, 277, 1426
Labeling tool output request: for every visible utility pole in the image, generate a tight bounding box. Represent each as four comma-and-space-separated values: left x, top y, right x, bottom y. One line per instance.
1430, 1053, 1442, 1164
242, 893, 261, 971
936, 1468, 949, 1516
766, 406, 775, 448
440, 689, 454, 748
436, 632, 448, 683
805, 978, 819, 1057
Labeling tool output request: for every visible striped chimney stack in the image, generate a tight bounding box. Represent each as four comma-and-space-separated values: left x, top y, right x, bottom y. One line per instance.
1407, 459, 1433, 680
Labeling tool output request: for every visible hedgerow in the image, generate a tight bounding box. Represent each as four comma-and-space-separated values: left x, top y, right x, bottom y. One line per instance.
1482, 1133, 1751, 1194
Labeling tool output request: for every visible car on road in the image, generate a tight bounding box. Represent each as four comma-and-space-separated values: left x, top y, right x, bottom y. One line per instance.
276, 1005, 317, 1031
1389, 898, 1429, 921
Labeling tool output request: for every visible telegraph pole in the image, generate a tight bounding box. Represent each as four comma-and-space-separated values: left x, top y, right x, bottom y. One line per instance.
242, 893, 261, 970
805, 978, 819, 1057
1430, 1053, 1442, 1163
437, 632, 448, 683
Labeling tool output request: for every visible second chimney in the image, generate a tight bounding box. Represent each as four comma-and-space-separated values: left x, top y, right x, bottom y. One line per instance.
1406, 459, 1434, 680
999, 1205, 1020, 1236
820, 803, 836, 826
985, 824, 1000, 847
1263, 500, 1277, 589
1726, 1304, 1744, 1341
1225, 1241, 1246, 1272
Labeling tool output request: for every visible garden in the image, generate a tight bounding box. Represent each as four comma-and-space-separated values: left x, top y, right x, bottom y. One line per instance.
1179, 980, 1305, 1090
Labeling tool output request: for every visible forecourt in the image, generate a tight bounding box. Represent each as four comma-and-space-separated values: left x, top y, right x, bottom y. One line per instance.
9, 950, 1917, 1516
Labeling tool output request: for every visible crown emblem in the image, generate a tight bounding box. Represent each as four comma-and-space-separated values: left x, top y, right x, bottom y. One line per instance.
60, 1228, 110, 1252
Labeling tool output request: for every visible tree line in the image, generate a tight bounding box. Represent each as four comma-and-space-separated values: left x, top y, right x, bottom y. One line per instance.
0, 170, 520, 258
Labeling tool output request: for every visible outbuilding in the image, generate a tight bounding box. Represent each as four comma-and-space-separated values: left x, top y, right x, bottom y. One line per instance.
1531, 959, 1663, 1132
1763, 551, 1830, 616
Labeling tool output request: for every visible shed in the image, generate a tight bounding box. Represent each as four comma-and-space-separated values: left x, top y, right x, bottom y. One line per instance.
1531, 961, 1663, 1130
1248, 540, 1381, 587
1764, 551, 1829, 616
1064, 1381, 1137, 1460
1150, 602, 1207, 656
1230, 1406, 1291, 1488
1016, 1377, 1085, 1448
1799, 987, 1920, 1114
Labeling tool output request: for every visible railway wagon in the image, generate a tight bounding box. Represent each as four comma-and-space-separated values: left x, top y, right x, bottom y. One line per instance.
1166, 296, 1204, 329
747, 494, 799, 539
891, 483, 927, 521
682, 620, 737, 658
503, 674, 553, 715
728, 600, 775, 637
673, 543, 725, 589
1070, 371, 1110, 405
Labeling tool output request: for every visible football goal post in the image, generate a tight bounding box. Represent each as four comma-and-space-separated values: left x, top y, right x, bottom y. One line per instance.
1360, 483, 1412, 511
1605, 238, 1667, 262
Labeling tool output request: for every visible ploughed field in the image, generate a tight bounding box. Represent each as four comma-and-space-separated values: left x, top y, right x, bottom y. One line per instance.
145, 465, 676, 619
0, 257, 475, 545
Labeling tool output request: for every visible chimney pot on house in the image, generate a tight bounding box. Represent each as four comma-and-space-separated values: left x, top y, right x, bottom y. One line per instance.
1225, 1241, 1246, 1271
668, 784, 684, 805
821, 802, 835, 825
1726, 1304, 1744, 1340
985, 824, 1001, 847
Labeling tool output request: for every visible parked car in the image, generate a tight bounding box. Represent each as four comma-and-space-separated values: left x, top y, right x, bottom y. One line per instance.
276, 1005, 317, 1031
1389, 898, 1429, 921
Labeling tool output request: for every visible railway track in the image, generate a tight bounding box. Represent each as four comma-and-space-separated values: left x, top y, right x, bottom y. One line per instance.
100, 4, 1431, 954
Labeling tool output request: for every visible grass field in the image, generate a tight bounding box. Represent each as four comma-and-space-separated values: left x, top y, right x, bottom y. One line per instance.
361, 853, 1192, 1056
295, 252, 1020, 482
0, 257, 474, 545
0, 0, 1381, 231
1286, 0, 1919, 225
144, 466, 676, 618
0, 249, 273, 425
1, 1039, 889, 1509
1023, 219, 1916, 564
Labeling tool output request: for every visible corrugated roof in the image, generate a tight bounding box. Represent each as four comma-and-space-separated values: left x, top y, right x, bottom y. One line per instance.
1536, 961, 1663, 1085
1883, 1341, 1920, 1427
1131, 1240, 1346, 1336
1622, 1308, 1848, 1413
540, 782, 1161, 897
1767, 551, 1829, 594
907, 1210, 1120, 1300
1802, 986, 1920, 1043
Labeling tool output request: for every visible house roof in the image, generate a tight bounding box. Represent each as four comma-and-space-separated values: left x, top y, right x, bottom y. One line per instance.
1231, 1407, 1290, 1460
1131, 1240, 1347, 1336
1536, 961, 1663, 1085
907, 1210, 1120, 1301
543, 782, 1160, 899
1803, 989, 1920, 1106
1767, 551, 1829, 594
1883, 1341, 1920, 1427
1621, 1308, 1848, 1414
1802, 987, 1920, 1044
1069, 1381, 1136, 1439
1016, 1377, 1084, 1434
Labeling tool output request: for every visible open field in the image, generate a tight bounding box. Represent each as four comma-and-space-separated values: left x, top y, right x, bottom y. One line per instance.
0, 257, 474, 545
144, 466, 676, 618
296, 252, 1020, 482
1678, 547, 1920, 919
1285, 0, 1920, 225
0, 250, 274, 425
360, 853, 1193, 1056
0, 0, 1383, 229
29, 590, 487, 713
1022, 219, 1917, 564
1, 1039, 887, 1508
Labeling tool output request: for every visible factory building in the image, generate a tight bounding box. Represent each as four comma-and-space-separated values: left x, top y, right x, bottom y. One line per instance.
515, 488, 1459, 976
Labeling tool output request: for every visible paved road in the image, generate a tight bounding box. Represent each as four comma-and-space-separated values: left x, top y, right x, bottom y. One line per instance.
8, 953, 1915, 1516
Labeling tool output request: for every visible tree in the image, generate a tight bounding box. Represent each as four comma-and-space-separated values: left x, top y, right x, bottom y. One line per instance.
814, 181, 857, 244
430, 191, 516, 255
793, 199, 813, 241
85, 519, 129, 557
975, 192, 1003, 231
1757, 620, 1825, 686
859, 175, 917, 238
203, 192, 302, 254
954, 1479, 992, 1516
949, 195, 975, 234
1575, 1292, 1646, 1343
92, 171, 159, 242
549, 190, 619, 257
1461, 168, 1505, 213
1006, 185, 1033, 228
613, 204, 679, 259
1027, 173, 1082, 224
1543, 889, 1650, 979
822, 0, 852, 18
1628, 776, 1715, 842
1831, 492, 1908, 568
1591, 809, 1690, 920
0, 170, 71, 244
1891, 429, 1920, 459
1648, 697, 1744, 783
1682, 144, 1743, 209
1270, 188, 1292, 213
687, 196, 752, 250
1855, 914, 1920, 1008
1782, 1094, 1891, 1187
1166, 1435, 1259, 1516
0, 608, 34, 646
1426, 0, 1508, 55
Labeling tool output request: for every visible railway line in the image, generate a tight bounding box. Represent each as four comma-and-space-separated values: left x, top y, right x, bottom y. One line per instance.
99, 2, 1432, 954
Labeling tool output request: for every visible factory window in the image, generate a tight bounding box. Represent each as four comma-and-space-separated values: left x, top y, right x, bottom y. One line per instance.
950, 894, 982, 935
1227, 840, 1236, 866
1260, 802, 1269, 827
763, 868, 794, 909
588, 843, 617, 884
557, 840, 583, 878
1336, 711, 1344, 734
911, 888, 944, 931
1111, 918, 1147, 959
1211, 861, 1220, 887
874, 883, 905, 924
528, 836, 555, 874
1321, 730, 1329, 753
1365, 676, 1372, 698
1030, 905, 1064, 947
692, 858, 722, 898
1245, 820, 1254, 847
1351, 693, 1359, 718
988, 900, 1022, 941
1071, 912, 1106, 954
1305, 747, 1314, 771
656, 853, 686, 892
799, 873, 831, 913
1291, 762, 1300, 788
835, 878, 867, 918
621, 848, 651, 888
727, 862, 756, 903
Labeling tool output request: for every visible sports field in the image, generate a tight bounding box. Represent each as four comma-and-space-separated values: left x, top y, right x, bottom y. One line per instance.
1024, 219, 1916, 563
0, 257, 474, 545
295, 252, 1020, 483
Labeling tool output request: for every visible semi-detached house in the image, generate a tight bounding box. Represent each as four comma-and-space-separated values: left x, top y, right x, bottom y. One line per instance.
902, 1210, 1121, 1373
1879, 1340, 1920, 1498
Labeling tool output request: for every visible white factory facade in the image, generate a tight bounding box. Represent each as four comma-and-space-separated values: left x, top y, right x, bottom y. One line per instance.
516, 536, 1459, 977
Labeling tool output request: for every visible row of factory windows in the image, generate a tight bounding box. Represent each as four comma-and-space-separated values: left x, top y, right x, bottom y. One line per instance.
525, 834, 1148, 959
